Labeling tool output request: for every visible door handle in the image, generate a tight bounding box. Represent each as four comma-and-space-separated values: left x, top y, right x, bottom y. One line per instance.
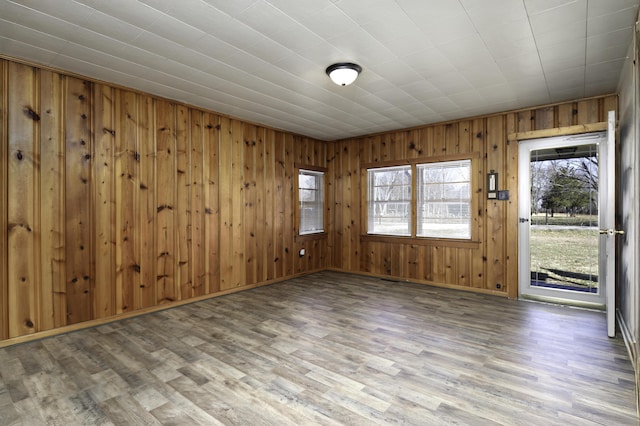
599, 229, 625, 236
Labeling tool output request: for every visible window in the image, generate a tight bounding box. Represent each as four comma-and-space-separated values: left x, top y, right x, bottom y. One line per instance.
417, 160, 471, 239
298, 169, 324, 234
367, 166, 412, 236
365, 159, 473, 240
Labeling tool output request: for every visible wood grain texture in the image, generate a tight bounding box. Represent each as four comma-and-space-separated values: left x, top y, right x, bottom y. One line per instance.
0, 59, 8, 340
0, 271, 635, 425
7, 62, 38, 337
0, 54, 616, 345
64, 77, 93, 324
176, 105, 191, 300
115, 89, 138, 314
155, 99, 177, 304
93, 83, 115, 320
0, 57, 325, 344
202, 112, 220, 294
330, 96, 618, 296
138, 94, 156, 309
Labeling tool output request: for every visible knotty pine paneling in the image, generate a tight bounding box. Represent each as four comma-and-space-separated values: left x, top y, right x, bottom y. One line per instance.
0, 57, 327, 344
138, 94, 158, 309
39, 70, 66, 330
328, 95, 617, 296
0, 54, 615, 344
0, 60, 6, 340
7, 62, 38, 337
93, 84, 116, 320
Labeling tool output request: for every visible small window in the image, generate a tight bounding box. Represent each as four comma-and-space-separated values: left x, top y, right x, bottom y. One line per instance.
367, 166, 412, 236
298, 169, 324, 234
417, 159, 471, 239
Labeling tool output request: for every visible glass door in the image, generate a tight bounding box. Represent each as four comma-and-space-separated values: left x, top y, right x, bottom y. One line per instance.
518, 132, 607, 307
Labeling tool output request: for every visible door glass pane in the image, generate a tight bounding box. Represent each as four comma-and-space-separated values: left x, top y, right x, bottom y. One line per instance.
529, 143, 599, 293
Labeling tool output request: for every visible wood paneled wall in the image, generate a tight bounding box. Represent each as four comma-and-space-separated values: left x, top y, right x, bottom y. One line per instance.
0, 58, 327, 343
0, 55, 617, 345
327, 96, 617, 297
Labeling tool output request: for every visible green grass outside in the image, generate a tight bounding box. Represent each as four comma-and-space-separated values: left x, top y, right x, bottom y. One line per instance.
530, 213, 598, 226
530, 227, 599, 289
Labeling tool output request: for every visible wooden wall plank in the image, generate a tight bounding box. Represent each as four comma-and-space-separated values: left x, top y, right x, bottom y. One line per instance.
0, 60, 8, 340
115, 90, 138, 313
433, 125, 445, 155
40, 70, 66, 330
444, 123, 458, 154
231, 119, 246, 288
484, 116, 506, 293
155, 100, 177, 304
202, 112, 220, 293
505, 113, 519, 299
264, 128, 275, 281
7, 62, 38, 337
255, 127, 266, 281
331, 142, 343, 269
218, 116, 233, 289
458, 121, 471, 154
244, 124, 258, 284
457, 249, 470, 287
293, 136, 304, 274
64, 77, 94, 324
189, 110, 205, 297
603, 96, 617, 117
176, 105, 191, 299
273, 131, 285, 278
92, 83, 115, 319
534, 106, 556, 130
517, 110, 534, 133
557, 102, 576, 128
283, 133, 294, 276
138, 95, 156, 309
340, 142, 352, 270
577, 99, 600, 124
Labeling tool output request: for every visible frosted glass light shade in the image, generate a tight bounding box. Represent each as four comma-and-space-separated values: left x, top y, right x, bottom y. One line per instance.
326, 63, 362, 86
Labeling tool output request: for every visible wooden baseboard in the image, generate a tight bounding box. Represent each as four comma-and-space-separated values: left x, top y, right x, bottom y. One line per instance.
325, 267, 508, 297
0, 269, 325, 349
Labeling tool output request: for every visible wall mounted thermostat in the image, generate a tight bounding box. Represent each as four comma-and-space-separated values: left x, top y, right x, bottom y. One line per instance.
487, 170, 498, 199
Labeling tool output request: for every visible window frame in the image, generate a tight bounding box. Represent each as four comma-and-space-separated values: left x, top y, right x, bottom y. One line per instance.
416, 159, 472, 240
295, 164, 327, 241
366, 165, 413, 236
361, 154, 480, 247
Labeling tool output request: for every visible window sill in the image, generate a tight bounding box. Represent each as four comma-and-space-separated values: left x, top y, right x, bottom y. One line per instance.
360, 234, 480, 249
295, 232, 327, 243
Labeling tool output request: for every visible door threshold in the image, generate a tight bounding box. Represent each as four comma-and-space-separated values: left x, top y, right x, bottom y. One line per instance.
520, 293, 605, 311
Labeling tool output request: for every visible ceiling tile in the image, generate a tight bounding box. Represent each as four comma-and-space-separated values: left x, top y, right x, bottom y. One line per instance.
0, 0, 638, 140
587, 7, 638, 36
524, 0, 584, 15
200, 0, 259, 18
587, 0, 640, 18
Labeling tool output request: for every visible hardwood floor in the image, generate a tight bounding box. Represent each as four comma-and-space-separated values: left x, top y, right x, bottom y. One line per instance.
0, 271, 636, 425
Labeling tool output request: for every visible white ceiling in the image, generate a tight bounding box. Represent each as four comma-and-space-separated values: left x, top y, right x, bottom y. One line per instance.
1, 0, 638, 140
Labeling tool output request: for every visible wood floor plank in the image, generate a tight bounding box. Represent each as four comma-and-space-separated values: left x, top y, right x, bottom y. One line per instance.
0, 271, 636, 425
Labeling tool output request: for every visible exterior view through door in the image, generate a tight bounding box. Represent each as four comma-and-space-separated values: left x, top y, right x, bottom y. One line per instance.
518, 132, 608, 310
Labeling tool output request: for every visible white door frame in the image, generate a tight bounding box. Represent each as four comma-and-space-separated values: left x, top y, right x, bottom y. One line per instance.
603, 110, 616, 337
518, 131, 608, 309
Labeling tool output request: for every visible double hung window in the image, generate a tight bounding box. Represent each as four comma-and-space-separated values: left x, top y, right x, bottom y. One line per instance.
298, 169, 324, 235
366, 159, 472, 240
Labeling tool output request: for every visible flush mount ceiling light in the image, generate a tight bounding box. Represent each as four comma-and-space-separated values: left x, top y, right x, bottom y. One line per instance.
326, 62, 362, 86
